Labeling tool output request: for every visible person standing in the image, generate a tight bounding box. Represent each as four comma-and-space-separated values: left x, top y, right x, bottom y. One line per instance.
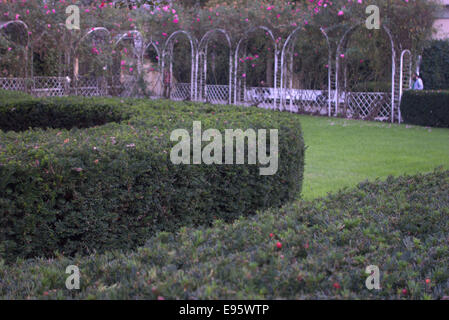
411, 72, 424, 90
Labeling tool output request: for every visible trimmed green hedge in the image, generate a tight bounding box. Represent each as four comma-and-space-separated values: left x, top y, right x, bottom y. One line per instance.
421, 40, 449, 90
353, 81, 391, 93
0, 170, 448, 299
0, 97, 305, 262
0, 96, 130, 132
0, 89, 32, 100
400, 90, 449, 128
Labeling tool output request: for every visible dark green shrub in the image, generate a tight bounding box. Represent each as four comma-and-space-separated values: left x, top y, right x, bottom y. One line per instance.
400, 90, 449, 128
421, 40, 449, 90
0, 97, 305, 261
0, 96, 130, 132
0, 89, 32, 100
353, 81, 391, 93
0, 170, 448, 299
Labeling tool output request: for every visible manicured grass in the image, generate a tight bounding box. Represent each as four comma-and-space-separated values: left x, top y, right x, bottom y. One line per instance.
298, 115, 449, 199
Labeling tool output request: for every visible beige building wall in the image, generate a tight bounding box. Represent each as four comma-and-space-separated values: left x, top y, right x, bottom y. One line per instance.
433, 0, 449, 39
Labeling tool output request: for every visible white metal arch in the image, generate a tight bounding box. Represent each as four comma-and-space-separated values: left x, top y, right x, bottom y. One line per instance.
80, 27, 111, 46
162, 30, 198, 100
0, 20, 31, 78
198, 28, 233, 104
280, 25, 333, 115
143, 40, 161, 66
336, 22, 396, 122
139, 40, 163, 97
114, 30, 145, 73
73, 27, 112, 76
399, 49, 412, 124
233, 26, 278, 108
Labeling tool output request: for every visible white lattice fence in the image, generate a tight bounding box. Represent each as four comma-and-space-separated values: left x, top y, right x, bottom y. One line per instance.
31, 77, 67, 97
171, 83, 191, 100
205, 85, 229, 104
104, 76, 138, 97
73, 77, 106, 97
120, 76, 138, 97
346, 92, 392, 121
0, 77, 27, 91
244, 87, 277, 109
280, 89, 328, 114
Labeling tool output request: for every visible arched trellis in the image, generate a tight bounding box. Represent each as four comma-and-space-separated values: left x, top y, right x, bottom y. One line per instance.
198, 28, 233, 105
114, 30, 145, 73
141, 39, 162, 96
143, 39, 162, 68
0, 20, 30, 80
112, 30, 146, 96
280, 25, 333, 115
74, 27, 112, 77
398, 49, 412, 124
0, 21, 407, 124
162, 30, 198, 100
71, 27, 112, 96
234, 26, 278, 109
336, 22, 396, 122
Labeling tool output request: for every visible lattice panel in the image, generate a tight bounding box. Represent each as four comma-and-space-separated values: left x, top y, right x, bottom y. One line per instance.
120, 76, 138, 97
205, 85, 229, 104
171, 83, 191, 100
32, 77, 67, 97
245, 87, 277, 109
73, 77, 106, 97
104, 76, 138, 97
280, 89, 328, 114
0, 78, 26, 91
346, 92, 391, 121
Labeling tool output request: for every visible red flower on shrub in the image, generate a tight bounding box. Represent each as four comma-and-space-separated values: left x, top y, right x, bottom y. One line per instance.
333, 282, 341, 289
276, 242, 282, 249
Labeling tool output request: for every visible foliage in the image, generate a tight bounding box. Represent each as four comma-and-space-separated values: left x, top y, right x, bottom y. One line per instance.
0, 96, 305, 262
0, 170, 448, 299
0, 95, 129, 132
0, 89, 32, 99
420, 40, 449, 90
0, 0, 439, 84
0, 1, 134, 76
352, 81, 391, 93
400, 90, 449, 128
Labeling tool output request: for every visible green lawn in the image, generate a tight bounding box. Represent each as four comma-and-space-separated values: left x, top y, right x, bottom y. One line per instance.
299, 115, 449, 199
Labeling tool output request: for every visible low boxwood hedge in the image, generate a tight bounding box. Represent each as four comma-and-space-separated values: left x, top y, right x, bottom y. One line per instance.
0, 95, 130, 132
400, 90, 449, 128
0, 96, 305, 261
0, 170, 448, 299
0, 89, 32, 100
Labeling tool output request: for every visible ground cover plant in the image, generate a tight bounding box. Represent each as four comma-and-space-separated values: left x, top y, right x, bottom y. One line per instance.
0, 170, 448, 299
0, 95, 304, 262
